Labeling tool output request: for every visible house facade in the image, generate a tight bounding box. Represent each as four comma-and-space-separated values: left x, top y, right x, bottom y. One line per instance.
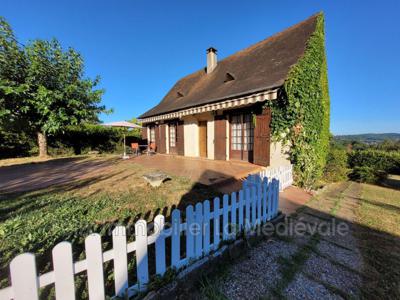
138, 15, 318, 167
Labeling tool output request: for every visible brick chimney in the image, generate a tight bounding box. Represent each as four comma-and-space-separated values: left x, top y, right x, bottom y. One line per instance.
206, 47, 217, 74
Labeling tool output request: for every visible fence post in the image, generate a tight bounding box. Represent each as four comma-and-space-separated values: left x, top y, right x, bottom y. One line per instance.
135, 220, 149, 289
53, 242, 75, 300
112, 226, 128, 297
213, 197, 220, 250
171, 209, 181, 268
85, 234, 105, 300
154, 215, 166, 276
203, 200, 211, 254
186, 205, 195, 261
10, 253, 39, 300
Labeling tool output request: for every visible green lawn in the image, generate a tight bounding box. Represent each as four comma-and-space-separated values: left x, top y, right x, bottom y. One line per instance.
0, 158, 220, 293
356, 180, 400, 298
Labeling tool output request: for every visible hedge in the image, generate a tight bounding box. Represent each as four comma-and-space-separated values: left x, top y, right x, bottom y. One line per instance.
348, 150, 400, 175
0, 124, 142, 158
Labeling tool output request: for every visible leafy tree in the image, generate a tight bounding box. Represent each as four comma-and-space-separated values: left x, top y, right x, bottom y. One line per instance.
0, 17, 108, 157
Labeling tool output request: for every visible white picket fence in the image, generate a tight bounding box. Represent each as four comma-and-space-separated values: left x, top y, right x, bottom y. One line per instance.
0, 176, 280, 300
257, 164, 293, 191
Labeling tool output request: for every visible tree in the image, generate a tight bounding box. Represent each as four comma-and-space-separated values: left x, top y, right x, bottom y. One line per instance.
0, 17, 108, 157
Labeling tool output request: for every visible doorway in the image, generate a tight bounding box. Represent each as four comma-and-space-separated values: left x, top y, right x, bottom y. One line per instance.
199, 121, 207, 158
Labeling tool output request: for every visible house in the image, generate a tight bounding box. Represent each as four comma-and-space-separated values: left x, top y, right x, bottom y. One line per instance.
138, 14, 320, 167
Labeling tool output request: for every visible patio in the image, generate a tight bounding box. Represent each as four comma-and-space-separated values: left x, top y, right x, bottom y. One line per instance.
130, 154, 262, 188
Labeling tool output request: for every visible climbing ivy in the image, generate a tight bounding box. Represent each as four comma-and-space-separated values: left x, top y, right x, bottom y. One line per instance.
264, 13, 330, 188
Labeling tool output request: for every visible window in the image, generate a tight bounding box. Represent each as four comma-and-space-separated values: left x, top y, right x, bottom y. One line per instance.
169, 124, 176, 147
231, 113, 254, 151
231, 115, 242, 151
150, 127, 155, 143
224, 72, 235, 82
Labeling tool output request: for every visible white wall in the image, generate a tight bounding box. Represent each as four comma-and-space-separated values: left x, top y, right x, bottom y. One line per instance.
225, 119, 230, 160
270, 141, 291, 167
183, 116, 199, 157
207, 119, 214, 160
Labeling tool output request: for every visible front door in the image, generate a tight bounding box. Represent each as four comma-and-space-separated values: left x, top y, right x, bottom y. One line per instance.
230, 113, 254, 162
199, 121, 207, 158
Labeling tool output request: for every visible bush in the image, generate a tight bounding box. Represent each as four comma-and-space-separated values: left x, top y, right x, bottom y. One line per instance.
348, 150, 400, 175
349, 166, 387, 184
324, 145, 349, 182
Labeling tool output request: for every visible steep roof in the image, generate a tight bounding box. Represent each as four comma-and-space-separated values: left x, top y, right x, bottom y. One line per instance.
139, 14, 319, 119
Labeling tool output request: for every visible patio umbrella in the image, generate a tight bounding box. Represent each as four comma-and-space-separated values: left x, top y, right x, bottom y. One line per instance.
102, 121, 142, 159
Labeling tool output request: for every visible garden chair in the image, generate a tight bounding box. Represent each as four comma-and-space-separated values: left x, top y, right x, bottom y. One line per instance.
131, 143, 140, 156
148, 142, 156, 155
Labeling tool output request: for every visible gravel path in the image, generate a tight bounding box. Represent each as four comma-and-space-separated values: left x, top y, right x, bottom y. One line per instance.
209, 182, 364, 299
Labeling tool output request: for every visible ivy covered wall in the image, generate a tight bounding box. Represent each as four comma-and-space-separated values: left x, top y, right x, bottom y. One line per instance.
264, 13, 330, 188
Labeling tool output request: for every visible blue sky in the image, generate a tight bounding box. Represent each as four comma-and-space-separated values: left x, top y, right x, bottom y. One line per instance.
2, 0, 399, 134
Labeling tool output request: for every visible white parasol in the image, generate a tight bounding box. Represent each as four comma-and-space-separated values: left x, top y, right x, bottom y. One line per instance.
102, 121, 142, 159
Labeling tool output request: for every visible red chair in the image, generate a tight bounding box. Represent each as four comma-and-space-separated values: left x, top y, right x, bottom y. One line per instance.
131, 143, 139, 156
148, 142, 156, 155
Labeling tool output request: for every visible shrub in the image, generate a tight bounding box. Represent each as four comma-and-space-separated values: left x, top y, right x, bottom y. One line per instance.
348, 150, 400, 175
324, 146, 349, 182
349, 166, 387, 184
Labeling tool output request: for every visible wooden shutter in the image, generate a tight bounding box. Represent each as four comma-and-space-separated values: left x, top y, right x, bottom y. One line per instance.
154, 125, 160, 153
158, 124, 166, 153
141, 127, 148, 140
253, 108, 271, 166
214, 116, 227, 160
176, 121, 184, 155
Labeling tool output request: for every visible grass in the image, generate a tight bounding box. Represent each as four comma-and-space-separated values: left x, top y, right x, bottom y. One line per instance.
356, 181, 400, 298
0, 156, 221, 295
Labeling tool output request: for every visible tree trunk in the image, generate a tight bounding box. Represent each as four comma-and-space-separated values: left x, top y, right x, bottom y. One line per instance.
37, 131, 48, 157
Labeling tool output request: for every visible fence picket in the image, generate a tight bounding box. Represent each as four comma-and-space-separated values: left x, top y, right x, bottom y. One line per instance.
251, 186, 257, 227
273, 179, 279, 217
195, 202, 203, 258
53, 242, 75, 300
213, 197, 220, 250
238, 190, 244, 231
85, 234, 105, 300
10, 253, 39, 300
267, 181, 273, 221
222, 194, 229, 241
154, 215, 166, 275
230, 192, 237, 238
245, 188, 251, 231
171, 209, 181, 268
112, 226, 128, 297
203, 200, 211, 254
257, 176, 262, 223
135, 220, 149, 289
186, 205, 195, 261
262, 178, 268, 222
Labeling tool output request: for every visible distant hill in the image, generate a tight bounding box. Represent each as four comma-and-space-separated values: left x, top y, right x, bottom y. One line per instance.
334, 133, 400, 144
